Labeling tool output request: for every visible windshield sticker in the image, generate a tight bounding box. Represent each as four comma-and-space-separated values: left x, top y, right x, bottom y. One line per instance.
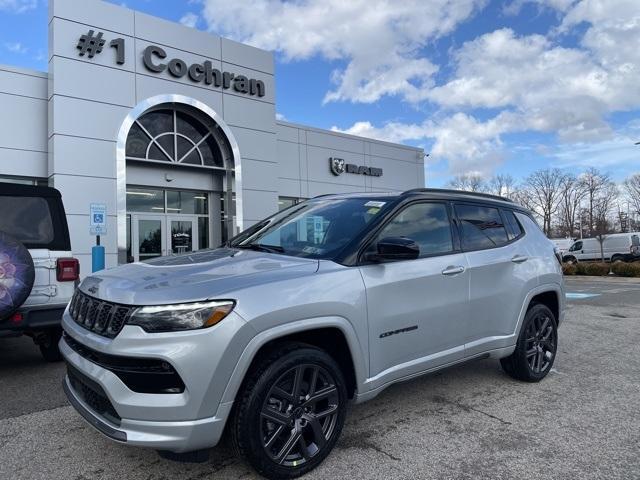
367, 207, 381, 215
365, 201, 386, 208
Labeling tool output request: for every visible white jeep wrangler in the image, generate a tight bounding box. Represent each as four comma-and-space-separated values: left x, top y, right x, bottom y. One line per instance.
0, 182, 79, 361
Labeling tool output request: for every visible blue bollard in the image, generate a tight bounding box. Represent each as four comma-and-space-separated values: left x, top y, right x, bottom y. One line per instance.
92, 235, 105, 272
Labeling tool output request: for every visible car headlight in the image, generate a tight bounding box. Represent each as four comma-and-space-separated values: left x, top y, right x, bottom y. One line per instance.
127, 300, 235, 332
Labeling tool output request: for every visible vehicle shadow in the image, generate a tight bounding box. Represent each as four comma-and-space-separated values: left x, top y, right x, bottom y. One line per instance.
0, 336, 67, 420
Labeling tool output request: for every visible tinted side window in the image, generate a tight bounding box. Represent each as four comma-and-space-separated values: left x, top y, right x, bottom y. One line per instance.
0, 196, 54, 245
374, 203, 453, 257
455, 204, 509, 250
503, 210, 523, 240
571, 241, 583, 251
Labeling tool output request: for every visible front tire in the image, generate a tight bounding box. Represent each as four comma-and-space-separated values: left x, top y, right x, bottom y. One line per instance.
230, 344, 347, 479
501, 303, 558, 382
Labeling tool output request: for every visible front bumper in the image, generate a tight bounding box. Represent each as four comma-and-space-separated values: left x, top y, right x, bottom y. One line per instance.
62, 374, 231, 451
60, 308, 254, 452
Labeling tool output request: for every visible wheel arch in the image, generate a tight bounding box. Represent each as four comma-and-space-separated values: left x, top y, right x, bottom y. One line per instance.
219, 317, 367, 406
514, 284, 564, 339
529, 290, 560, 325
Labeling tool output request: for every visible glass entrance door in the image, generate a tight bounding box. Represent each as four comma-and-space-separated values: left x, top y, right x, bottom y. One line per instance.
130, 214, 201, 261
134, 215, 166, 262
167, 217, 198, 255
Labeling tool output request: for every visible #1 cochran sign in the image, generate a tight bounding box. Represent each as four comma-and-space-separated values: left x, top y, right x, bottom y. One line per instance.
75, 30, 266, 98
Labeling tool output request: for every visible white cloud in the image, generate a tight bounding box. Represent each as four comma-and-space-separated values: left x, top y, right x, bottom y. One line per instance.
195, 0, 640, 178
504, 0, 577, 15
4, 42, 28, 54
551, 136, 640, 178
275, 112, 287, 121
199, 0, 486, 103
0, 0, 36, 13
425, 28, 620, 143
333, 112, 515, 175
180, 12, 199, 29
340, 1, 640, 175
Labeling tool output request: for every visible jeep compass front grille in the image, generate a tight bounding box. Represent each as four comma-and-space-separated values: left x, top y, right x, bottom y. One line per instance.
69, 290, 135, 338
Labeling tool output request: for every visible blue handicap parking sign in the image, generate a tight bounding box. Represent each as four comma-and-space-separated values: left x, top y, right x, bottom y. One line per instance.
89, 203, 107, 235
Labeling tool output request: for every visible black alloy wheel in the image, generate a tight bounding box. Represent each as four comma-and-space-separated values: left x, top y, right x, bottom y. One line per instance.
524, 310, 557, 374
231, 344, 347, 479
501, 303, 558, 382
261, 364, 340, 467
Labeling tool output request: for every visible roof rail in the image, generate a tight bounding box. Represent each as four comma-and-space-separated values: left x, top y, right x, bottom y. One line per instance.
402, 188, 513, 203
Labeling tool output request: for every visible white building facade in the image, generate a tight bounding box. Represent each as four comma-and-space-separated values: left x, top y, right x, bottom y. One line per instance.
0, 0, 425, 273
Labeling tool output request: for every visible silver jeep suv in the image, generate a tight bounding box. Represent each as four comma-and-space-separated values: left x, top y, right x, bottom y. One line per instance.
60, 189, 564, 479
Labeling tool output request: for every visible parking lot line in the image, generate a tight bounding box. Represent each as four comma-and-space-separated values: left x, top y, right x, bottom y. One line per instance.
565, 292, 601, 299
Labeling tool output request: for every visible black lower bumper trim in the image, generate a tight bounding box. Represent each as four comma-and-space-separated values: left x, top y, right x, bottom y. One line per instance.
1, 307, 65, 333
63, 377, 127, 443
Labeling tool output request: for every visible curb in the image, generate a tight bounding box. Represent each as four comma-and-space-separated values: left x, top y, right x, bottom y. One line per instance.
563, 275, 640, 283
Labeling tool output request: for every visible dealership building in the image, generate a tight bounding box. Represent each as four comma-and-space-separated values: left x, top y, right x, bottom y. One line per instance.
0, 0, 425, 273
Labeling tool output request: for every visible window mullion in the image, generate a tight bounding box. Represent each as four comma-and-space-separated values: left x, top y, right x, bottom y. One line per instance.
173, 110, 178, 162
177, 132, 211, 163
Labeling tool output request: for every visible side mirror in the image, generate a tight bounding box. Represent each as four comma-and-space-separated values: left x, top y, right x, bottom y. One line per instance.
368, 237, 420, 262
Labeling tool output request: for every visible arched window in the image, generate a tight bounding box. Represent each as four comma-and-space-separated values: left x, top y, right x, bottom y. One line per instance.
125, 106, 232, 169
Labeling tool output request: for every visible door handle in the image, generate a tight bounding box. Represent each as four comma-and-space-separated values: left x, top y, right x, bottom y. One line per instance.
442, 265, 465, 276
511, 255, 528, 263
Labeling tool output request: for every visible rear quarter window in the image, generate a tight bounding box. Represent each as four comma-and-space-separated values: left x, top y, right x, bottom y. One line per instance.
0, 196, 55, 246
455, 203, 509, 250
503, 210, 524, 240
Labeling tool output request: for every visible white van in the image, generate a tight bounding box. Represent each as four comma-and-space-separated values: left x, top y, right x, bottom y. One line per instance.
551, 238, 574, 256
563, 232, 640, 263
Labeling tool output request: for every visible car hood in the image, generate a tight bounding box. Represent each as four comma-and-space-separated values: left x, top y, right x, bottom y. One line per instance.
79, 248, 319, 305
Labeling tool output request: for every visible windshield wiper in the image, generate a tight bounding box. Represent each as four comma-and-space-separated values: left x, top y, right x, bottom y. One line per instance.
236, 243, 286, 253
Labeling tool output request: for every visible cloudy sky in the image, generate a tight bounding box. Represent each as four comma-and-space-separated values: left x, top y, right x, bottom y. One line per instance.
1, 0, 639, 186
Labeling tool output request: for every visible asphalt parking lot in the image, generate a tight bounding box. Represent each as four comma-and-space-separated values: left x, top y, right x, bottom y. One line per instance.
1, 276, 639, 480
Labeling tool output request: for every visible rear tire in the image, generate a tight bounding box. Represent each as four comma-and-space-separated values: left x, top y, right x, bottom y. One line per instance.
39, 328, 63, 362
611, 254, 623, 263
501, 303, 558, 382
230, 343, 347, 479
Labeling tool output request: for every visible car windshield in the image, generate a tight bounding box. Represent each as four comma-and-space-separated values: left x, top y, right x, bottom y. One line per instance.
230, 197, 392, 259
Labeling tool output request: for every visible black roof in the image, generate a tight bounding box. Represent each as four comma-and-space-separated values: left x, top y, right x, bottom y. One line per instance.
0, 182, 61, 198
311, 188, 524, 211
402, 188, 514, 203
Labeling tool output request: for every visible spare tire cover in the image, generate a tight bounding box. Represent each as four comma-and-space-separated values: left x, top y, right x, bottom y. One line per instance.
0, 231, 35, 321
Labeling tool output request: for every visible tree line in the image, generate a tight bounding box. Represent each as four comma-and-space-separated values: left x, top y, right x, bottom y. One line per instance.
446, 168, 640, 239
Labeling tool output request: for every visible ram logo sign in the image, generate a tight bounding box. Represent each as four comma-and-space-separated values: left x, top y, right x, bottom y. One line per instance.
329, 158, 383, 177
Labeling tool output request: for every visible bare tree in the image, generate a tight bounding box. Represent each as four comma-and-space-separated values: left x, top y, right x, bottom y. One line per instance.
511, 186, 542, 223
557, 173, 586, 238
522, 168, 565, 235
623, 173, 640, 219
486, 174, 517, 198
579, 168, 612, 236
592, 182, 619, 261
446, 174, 485, 192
